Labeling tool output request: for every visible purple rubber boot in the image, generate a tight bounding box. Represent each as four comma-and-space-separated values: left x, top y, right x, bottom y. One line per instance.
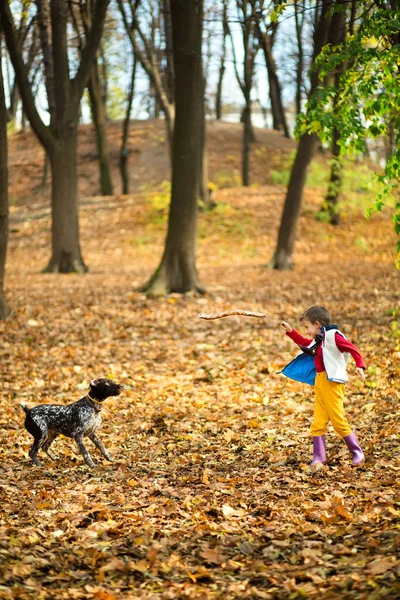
343, 431, 365, 466
310, 435, 326, 469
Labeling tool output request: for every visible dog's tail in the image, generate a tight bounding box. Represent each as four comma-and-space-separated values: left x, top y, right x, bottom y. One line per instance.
20, 402, 30, 415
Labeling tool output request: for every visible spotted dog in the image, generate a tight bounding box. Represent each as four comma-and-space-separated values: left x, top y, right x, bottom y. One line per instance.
21, 378, 123, 468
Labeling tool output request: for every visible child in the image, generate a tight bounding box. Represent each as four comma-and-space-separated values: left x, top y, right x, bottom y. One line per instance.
280, 305, 366, 469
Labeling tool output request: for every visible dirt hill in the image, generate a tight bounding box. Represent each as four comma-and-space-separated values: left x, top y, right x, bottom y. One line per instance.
8, 119, 296, 206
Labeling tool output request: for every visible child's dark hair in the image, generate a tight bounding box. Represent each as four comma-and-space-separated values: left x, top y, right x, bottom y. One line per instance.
300, 306, 331, 326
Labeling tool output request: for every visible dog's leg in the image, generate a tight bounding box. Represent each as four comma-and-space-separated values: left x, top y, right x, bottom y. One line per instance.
42, 432, 58, 460
89, 433, 113, 461
74, 434, 96, 468
25, 415, 47, 466
29, 437, 45, 466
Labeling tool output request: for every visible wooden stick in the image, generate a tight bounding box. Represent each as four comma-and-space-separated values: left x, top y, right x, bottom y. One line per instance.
198, 310, 267, 320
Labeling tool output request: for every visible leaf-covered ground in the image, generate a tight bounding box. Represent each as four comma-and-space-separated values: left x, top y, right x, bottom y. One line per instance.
1, 185, 399, 599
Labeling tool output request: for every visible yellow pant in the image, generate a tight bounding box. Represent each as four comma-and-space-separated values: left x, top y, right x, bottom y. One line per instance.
310, 372, 352, 437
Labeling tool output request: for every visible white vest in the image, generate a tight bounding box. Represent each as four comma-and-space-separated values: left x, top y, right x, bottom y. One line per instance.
322, 328, 350, 384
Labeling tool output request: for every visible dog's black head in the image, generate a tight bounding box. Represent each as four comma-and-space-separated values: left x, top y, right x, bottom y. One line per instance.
89, 378, 123, 401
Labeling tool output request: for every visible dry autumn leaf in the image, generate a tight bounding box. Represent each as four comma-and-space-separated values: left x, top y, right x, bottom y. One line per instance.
200, 547, 227, 564
368, 558, 398, 575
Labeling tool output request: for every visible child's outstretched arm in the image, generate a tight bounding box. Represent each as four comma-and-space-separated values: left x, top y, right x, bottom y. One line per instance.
281, 322, 313, 347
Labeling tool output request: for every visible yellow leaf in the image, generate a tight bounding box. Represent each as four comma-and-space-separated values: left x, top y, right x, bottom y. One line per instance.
202, 468, 211, 485
311, 120, 321, 132
131, 559, 149, 573
224, 428, 235, 443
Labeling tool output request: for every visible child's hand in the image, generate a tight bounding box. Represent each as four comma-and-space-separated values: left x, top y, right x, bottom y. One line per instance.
280, 321, 292, 333
356, 367, 365, 383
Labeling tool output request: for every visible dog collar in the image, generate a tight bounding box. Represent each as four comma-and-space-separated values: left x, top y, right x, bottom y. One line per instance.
87, 392, 103, 408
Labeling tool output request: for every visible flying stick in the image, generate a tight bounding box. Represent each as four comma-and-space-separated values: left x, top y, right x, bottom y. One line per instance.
198, 310, 267, 320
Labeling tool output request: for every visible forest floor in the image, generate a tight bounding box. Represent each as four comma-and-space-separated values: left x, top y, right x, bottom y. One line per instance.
1, 121, 399, 599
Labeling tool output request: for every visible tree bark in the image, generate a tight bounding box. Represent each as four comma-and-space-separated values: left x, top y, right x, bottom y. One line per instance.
88, 58, 113, 196
120, 54, 137, 195
271, 0, 336, 270
141, 0, 205, 295
0, 44, 10, 319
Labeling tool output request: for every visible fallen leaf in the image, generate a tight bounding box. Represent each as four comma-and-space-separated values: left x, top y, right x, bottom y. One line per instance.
200, 547, 226, 564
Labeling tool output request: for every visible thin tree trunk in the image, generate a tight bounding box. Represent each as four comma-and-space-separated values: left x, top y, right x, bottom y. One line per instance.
163, 0, 174, 104
88, 59, 113, 196
44, 127, 88, 273
41, 153, 49, 189
0, 47, 10, 319
120, 54, 137, 195
199, 74, 210, 206
272, 133, 319, 269
99, 43, 109, 115
271, 0, 336, 270
242, 99, 251, 187
322, 3, 348, 225
294, 0, 305, 117
257, 25, 290, 138
117, 0, 175, 156
36, 0, 56, 122
141, 0, 205, 296
215, 0, 228, 120
324, 126, 342, 225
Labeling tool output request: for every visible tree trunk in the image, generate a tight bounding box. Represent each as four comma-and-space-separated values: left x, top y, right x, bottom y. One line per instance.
215, 0, 228, 120
272, 133, 319, 269
271, 0, 338, 270
0, 47, 10, 319
322, 3, 347, 225
120, 55, 137, 195
163, 0, 174, 104
41, 153, 49, 189
294, 0, 305, 117
323, 126, 342, 225
260, 30, 290, 138
242, 99, 251, 187
44, 127, 88, 273
88, 59, 113, 196
141, 0, 205, 296
199, 74, 210, 206
36, 0, 56, 122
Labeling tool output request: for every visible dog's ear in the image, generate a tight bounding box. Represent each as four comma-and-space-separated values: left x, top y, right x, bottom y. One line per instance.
90, 378, 99, 387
